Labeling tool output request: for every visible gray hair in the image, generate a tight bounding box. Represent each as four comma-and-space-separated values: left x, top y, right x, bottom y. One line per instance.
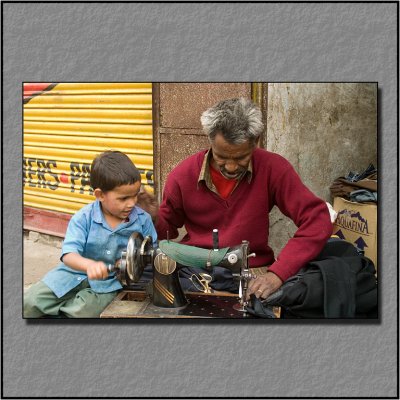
200, 97, 264, 145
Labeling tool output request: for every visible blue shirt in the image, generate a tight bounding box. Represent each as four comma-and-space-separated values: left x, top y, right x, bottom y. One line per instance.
42, 200, 158, 298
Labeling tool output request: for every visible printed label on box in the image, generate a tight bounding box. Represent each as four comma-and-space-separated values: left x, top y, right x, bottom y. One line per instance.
332, 197, 377, 268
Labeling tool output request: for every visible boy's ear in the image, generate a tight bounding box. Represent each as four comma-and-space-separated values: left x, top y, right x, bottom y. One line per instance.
94, 188, 104, 200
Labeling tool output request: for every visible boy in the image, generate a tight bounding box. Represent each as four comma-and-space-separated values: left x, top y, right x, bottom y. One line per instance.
24, 151, 157, 318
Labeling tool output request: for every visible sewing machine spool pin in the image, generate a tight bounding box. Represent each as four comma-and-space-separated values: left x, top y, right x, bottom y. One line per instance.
213, 229, 219, 251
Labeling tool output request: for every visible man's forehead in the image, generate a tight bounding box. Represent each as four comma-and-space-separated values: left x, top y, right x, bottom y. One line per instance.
212, 133, 254, 154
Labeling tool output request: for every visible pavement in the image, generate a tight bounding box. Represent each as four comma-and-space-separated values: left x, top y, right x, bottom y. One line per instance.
23, 231, 63, 292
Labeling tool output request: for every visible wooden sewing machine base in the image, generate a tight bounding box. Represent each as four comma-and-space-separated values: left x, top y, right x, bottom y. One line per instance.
100, 290, 277, 319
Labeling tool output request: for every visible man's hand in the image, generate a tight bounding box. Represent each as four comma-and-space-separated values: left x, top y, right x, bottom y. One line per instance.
246, 272, 283, 301
86, 261, 109, 280
137, 187, 159, 222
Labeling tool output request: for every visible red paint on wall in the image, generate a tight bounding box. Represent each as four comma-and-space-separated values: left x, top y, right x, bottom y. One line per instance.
24, 207, 71, 238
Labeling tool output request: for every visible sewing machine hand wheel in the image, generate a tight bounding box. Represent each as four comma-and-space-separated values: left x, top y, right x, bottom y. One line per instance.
118, 232, 153, 285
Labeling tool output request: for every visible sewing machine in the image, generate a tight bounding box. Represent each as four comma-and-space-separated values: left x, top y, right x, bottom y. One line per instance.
102, 230, 258, 318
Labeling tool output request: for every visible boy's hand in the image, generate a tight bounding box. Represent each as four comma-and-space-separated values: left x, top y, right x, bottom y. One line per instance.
86, 261, 109, 280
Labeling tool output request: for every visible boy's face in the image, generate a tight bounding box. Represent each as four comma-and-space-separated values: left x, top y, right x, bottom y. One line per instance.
95, 181, 141, 221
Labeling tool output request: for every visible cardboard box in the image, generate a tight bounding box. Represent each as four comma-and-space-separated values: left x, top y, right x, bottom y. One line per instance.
332, 197, 377, 270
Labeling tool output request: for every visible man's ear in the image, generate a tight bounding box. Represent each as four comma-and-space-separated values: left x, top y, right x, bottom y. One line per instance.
94, 188, 104, 200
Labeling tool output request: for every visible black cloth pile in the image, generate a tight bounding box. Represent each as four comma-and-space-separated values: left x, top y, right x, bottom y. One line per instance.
329, 163, 377, 203
245, 239, 378, 319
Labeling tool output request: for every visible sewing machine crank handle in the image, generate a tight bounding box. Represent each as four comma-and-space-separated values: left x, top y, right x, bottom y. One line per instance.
106, 258, 121, 273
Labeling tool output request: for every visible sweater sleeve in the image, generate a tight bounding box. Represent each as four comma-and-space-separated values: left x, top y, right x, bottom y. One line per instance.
156, 174, 186, 240
267, 164, 333, 282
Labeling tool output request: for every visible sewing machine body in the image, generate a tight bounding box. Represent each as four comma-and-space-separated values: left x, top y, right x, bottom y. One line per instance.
110, 232, 255, 312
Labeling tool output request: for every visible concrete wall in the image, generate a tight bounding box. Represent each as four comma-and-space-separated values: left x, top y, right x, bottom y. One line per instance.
266, 83, 377, 253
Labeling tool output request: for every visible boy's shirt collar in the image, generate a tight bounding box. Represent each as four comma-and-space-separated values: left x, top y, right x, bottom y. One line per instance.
93, 200, 104, 224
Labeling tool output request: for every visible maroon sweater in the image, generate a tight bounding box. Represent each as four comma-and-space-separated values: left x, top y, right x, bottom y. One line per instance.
156, 148, 332, 281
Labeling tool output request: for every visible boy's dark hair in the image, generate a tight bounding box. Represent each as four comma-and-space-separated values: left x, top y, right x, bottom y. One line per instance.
90, 150, 141, 192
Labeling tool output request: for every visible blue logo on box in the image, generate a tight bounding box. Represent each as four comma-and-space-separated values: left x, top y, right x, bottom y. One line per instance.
336, 209, 370, 235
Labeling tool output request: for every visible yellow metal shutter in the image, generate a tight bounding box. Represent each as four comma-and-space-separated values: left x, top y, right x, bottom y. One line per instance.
23, 83, 153, 214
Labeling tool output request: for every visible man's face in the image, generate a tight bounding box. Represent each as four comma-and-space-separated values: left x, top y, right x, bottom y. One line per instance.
210, 132, 256, 180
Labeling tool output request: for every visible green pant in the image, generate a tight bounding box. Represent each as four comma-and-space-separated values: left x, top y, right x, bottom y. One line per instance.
24, 280, 118, 318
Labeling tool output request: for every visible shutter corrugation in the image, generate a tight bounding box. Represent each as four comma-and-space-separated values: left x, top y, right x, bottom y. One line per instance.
23, 83, 154, 215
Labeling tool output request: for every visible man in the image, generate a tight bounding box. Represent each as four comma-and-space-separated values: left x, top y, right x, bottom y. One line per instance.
152, 97, 332, 300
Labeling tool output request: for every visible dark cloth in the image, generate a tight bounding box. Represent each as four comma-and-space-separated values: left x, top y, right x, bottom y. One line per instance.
246, 240, 378, 319
246, 294, 277, 318
179, 266, 239, 293
345, 163, 376, 182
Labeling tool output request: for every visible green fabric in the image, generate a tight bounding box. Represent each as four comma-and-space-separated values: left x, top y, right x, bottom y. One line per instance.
24, 280, 118, 318
159, 240, 229, 268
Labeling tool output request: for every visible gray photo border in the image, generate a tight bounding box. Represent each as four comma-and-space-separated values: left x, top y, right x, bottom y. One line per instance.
2, 2, 398, 398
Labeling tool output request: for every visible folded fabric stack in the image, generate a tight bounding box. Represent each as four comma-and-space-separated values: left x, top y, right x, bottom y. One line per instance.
329, 163, 377, 203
